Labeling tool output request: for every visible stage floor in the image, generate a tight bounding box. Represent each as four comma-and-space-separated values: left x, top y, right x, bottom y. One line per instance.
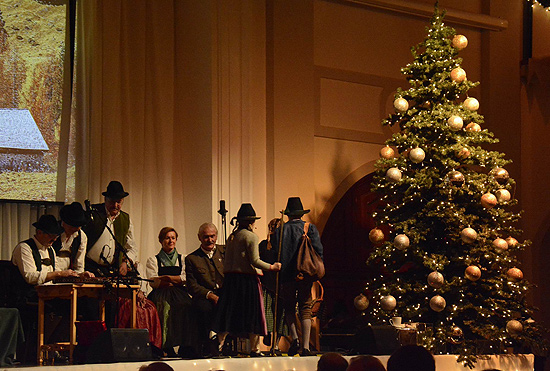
8, 353, 534, 371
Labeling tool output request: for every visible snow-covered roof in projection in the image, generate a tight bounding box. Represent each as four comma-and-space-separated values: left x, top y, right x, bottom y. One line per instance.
0, 109, 49, 151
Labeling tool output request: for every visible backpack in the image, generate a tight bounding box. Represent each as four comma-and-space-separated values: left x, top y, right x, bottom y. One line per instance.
296, 222, 325, 282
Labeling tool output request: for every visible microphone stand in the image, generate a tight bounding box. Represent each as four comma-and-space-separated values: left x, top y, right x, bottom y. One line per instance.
218, 200, 228, 244
270, 210, 285, 356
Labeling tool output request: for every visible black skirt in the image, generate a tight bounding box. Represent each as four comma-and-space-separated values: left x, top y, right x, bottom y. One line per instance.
212, 272, 267, 336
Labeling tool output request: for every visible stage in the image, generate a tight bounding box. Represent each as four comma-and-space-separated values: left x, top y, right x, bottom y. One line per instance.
7, 354, 534, 371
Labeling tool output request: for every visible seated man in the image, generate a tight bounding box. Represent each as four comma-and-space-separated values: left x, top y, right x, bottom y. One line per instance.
183, 223, 225, 357
11, 214, 82, 364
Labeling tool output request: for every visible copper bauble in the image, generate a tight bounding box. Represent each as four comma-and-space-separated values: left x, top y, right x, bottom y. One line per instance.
491, 168, 510, 185
465, 265, 482, 281
506, 236, 519, 248
394, 234, 410, 250
452, 34, 468, 50
380, 146, 395, 159
380, 295, 397, 311
481, 193, 497, 209
354, 294, 370, 311
493, 238, 508, 252
409, 148, 426, 164
506, 319, 523, 335
447, 115, 463, 131
427, 271, 445, 289
451, 67, 467, 83
461, 227, 478, 244
464, 97, 480, 111
495, 189, 511, 203
429, 295, 446, 312
507, 267, 524, 282
386, 167, 402, 182
457, 147, 470, 159
465, 123, 481, 132
369, 228, 385, 245
447, 170, 465, 187
394, 97, 409, 113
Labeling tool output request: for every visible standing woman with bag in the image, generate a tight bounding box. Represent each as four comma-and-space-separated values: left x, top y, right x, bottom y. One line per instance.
212, 203, 282, 356
270, 197, 324, 356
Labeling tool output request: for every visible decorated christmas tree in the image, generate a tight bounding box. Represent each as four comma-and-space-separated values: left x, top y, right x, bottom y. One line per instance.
359, 4, 548, 367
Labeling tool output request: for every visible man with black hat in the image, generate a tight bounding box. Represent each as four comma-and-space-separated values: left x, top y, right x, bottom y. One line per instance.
12, 214, 79, 285
84, 180, 137, 277
270, 197, 323, 356
54, 202, 94, 276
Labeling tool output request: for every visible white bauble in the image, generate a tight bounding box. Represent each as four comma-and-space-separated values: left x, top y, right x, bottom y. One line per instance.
429, 295, 446, 312
495, 189, 511, 203
427, 271, 445, 289
394, 98, 409, 113
493, 238, 508, 252
394, 234, 410, 250
447, 115, 463, 131
386, 167, 402, 182
506, 320, 523, 335
409, 148, 426, 164
380, 295, 397, 311
464, 97, 480, 111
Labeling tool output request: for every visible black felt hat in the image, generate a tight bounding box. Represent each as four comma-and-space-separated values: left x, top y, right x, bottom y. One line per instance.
32, 214, 64, 235
235, 203, 261, 221
59, 202, 88, 227
102, 180, 129, 199
284, 197, 310, 216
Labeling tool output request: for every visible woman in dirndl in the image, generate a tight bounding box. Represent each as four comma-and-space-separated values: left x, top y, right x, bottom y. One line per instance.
212, 203, 282, 356
145, 227, 192, 357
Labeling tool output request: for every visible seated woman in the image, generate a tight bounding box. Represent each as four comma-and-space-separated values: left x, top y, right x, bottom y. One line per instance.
145, 227, 192, 357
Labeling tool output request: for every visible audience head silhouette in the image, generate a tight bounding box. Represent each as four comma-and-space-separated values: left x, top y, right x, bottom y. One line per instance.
317, 352, 348, 371
347, 355, 386, 371
387, 345, 435, 371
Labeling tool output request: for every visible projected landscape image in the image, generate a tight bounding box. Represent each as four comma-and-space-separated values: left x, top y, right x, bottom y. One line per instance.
0, 0, 70, 201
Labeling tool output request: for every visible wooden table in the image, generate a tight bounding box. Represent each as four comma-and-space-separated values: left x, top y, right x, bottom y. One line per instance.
35, 283, 139, 365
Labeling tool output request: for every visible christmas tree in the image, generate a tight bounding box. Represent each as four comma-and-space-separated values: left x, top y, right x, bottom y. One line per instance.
361, 4, 548, 367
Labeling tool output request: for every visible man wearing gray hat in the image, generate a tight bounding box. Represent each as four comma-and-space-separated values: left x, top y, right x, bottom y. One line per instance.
84, 180, 138, 277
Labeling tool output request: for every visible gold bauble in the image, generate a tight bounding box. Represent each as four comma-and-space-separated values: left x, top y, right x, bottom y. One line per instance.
427, 271, 445, 289
429, 295, 446, 312
493, 238, 509, 252
447, 115, 464, 131
394, 234, 410, 250
507, 267, 524, 282
449, 326, 464, 344
461, 227, 478, 244
480, 193, 497, 209
394, 97, 409, 113
409, 148, 426, 164
451, 67, 467, 83
465, 123, 481, 132
452, 34, 468, 50
506, 236, 519, 248
506, 319, 523, 335
369, 228, 385, 245
464, 97, 480, 111
491, 167, 510, 185
380, 295, 397, 311
354, 294, 370, 311
380, 146, 395, 159
495, 189, 511, 203
386, 167, 402, 182
465, 265, 482, 281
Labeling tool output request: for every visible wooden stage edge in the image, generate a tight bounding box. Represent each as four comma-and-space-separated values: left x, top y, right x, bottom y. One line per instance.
11, 353, 534, 371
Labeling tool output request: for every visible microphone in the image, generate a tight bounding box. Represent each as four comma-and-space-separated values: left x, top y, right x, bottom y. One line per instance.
99, 245, 110, 266
218, 200, 227, 217
84, 199, 94, 221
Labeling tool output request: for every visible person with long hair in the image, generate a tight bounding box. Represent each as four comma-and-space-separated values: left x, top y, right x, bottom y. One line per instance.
212, 203, 282, 356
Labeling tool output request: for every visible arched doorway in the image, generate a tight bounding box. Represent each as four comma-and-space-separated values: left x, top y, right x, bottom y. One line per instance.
321, 171, 381, 322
